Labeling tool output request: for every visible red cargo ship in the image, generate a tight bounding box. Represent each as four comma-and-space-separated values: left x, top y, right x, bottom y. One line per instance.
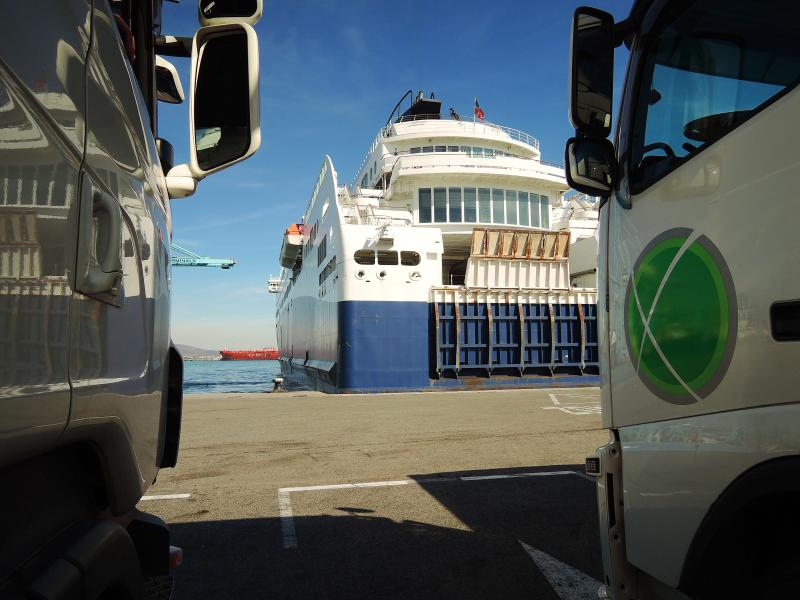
218, 348, 280, 361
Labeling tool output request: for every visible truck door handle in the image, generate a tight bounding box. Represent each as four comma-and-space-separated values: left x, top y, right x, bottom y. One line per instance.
76, 174, 123, 296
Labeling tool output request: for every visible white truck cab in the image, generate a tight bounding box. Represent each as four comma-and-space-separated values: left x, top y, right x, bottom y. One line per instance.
566, 1, 800, 598
0, 1, 262, 598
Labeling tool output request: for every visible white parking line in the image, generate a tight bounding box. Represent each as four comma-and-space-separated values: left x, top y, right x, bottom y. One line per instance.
460, 470, 575, 481
278, 470, 591, 550
278, 490, 298, 549
140, 493, 192, 501
280, 479, 414, 493
519, 540, 601, 600
545, 393, 601, 415
570, 471, 597, 482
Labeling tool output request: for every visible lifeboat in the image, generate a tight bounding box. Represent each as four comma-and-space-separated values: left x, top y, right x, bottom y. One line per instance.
279, 224, 304, 269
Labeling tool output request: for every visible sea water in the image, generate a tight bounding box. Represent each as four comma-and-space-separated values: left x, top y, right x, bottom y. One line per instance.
183, 360, 306, 394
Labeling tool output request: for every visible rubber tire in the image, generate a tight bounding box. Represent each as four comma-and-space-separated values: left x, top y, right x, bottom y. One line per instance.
754, 556, 800, 600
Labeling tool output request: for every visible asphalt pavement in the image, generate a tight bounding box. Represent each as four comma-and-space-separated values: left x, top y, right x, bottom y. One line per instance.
140, 387, 607, 599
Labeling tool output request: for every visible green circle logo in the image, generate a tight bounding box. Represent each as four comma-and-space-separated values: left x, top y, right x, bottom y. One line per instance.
625, 228, 737, 404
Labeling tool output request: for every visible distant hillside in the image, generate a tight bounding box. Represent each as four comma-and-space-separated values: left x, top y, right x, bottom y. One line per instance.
176, 344, 219, 358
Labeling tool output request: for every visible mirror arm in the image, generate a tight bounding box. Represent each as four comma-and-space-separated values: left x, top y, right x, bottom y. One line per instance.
165, 164, 197, 199
613, 17, 635, 48
155, 35, 192, 58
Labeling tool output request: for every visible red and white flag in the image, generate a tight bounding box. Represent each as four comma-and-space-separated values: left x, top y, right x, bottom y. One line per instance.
474, 98, 485, 121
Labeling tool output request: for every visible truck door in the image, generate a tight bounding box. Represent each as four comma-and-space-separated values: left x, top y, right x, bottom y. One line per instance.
608, 0, 800, 426
66, 1, 169, 499
0, 1, 91, 458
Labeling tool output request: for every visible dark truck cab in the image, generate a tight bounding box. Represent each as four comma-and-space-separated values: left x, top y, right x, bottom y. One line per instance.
0, 1, 262, 597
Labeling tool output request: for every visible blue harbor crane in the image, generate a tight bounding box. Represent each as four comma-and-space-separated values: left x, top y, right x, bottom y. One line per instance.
170, 243, 236, 269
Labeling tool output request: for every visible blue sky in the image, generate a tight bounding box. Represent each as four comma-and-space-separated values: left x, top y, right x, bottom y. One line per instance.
160, 0, 632, 350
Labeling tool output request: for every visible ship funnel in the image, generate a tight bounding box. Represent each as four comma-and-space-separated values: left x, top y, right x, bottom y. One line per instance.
400, 91, 441, 122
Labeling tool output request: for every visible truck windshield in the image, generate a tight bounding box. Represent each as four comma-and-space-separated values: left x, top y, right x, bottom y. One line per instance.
630, 0, 800, 191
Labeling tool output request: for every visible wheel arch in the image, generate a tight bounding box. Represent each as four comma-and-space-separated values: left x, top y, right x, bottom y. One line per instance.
680, 455, 800, 595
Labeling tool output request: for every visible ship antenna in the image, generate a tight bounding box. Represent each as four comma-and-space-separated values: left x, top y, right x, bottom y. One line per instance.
385, 89, 413, 126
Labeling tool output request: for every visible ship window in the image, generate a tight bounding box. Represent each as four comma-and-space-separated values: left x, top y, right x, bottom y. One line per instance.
422, 146, 433, 153
419, 188, 432, 223
472, 147, 483, 157
460, 146, 471, 155
540, 194, 550, 228
361, 174, 368, 188
401, 251, 421, 266
463, 187, 477, 222
319, 255, 337, 285
478, 188, 491, 222
354, 249, 375, 264
317, 234, 328, 265
377, 250, 398, 265
410, 147, 421, 154
506, 190, 518, 225
433, 187, 447, 222
519, 192, 529, 226
447, 146, 459, 152
484, 148, 495, 158
492, 189, 505, 224
448, 187, 462, 222
435, 145, 446, 152
530, 194, 541, 227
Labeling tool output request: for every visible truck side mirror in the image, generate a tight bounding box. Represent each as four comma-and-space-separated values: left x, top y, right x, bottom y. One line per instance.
188, 23, 260, 179
155, 56, 184, 104
565, 137, 615, 197
569, 7, 615, 138
198, 0, 263, 26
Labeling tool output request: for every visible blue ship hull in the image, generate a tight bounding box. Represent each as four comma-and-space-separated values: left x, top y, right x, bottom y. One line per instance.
280, 300, 599, 393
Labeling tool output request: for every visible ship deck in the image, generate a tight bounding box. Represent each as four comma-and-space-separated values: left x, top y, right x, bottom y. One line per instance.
139, 387, 605, 599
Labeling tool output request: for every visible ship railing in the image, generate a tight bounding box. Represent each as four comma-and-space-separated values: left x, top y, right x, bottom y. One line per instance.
353, 112, 541, 188
387, 153, 565, 182
339, 188, 411, 226
353, 150, 563, 191
340, 185, 387, 205
343, 203, 412, 226
562, 191, 600, 206
383, 113, 540, 150
540, 159, 566, 170
388, 148, 563, 168
368, 214, 412, 227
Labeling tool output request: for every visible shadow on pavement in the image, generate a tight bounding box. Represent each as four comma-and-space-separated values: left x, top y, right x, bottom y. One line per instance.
410, 463, 602, 581
169, 464, 600, 600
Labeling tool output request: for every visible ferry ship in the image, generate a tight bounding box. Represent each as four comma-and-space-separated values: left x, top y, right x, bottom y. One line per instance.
269, 91, 599, 393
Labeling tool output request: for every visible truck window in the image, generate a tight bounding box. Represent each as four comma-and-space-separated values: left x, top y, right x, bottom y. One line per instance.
630, 0, 800, 192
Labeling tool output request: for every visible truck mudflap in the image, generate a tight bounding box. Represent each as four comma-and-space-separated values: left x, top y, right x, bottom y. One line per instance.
588, 432, 639, 599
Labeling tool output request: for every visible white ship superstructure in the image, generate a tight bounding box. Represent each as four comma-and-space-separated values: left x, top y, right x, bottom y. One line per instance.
272, 92, 599, 392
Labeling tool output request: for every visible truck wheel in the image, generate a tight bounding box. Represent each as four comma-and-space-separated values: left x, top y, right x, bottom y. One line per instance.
755, 556, 800, 600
